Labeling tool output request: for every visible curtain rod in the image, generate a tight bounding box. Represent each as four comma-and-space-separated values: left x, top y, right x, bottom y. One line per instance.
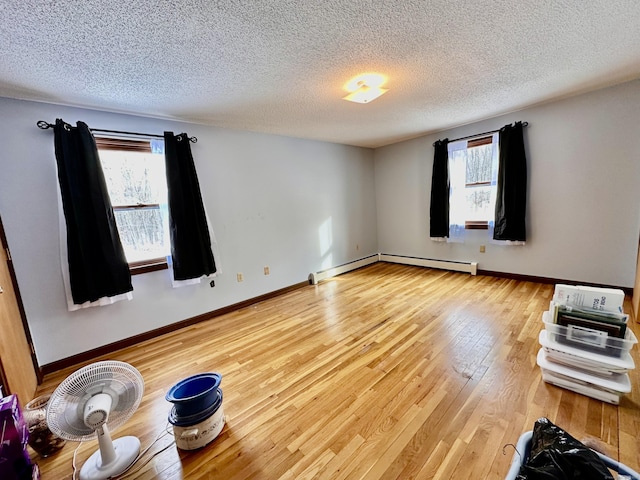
36, 120, 198, 143
432, 121, 528, 147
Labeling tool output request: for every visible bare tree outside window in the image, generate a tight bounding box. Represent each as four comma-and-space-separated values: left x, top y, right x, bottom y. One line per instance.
464, 143, 495, 221
98, 145, 169, 266
447, 134, 498, 234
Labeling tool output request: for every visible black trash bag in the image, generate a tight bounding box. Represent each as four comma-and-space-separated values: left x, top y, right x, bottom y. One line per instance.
516, 417, 614, 480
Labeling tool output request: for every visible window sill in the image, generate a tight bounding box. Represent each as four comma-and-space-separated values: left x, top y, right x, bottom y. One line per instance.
129, 258, 168, 275
465, 221, 489, 230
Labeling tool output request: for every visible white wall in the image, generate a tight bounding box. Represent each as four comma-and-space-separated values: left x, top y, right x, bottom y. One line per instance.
0, 98, 377, 365
2, 80, 639, 366
374, 80, 640, 288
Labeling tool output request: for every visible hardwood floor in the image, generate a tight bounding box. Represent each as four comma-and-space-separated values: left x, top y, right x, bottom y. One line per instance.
33, 263, 640, 479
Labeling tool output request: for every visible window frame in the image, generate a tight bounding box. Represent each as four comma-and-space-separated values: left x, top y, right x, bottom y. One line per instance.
95, 136, 168, 275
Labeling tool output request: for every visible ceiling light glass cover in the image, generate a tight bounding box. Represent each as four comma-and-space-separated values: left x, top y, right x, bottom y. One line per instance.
342, 73, 388, 103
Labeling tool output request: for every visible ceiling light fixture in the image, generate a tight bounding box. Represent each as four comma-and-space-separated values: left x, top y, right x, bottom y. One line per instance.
342, 73, 388, 104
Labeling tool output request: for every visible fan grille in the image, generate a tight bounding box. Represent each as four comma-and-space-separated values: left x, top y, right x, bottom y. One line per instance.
46, 361, 144, 442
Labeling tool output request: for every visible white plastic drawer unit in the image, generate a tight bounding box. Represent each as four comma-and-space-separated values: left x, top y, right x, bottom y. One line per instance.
543, 319, 637, 358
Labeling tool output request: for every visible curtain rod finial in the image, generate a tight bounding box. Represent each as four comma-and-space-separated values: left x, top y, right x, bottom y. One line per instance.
177, 134, 198, 143
37, 120, 53, 129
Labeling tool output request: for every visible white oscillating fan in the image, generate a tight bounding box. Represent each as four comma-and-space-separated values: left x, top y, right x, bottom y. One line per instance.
46, 361, 144, 480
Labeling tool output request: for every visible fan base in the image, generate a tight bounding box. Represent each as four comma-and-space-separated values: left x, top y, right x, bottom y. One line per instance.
80, 436, 140, 480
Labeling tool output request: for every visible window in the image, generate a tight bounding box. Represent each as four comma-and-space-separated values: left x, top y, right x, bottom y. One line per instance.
96, 137, 169, 273
448, 133, 499, 234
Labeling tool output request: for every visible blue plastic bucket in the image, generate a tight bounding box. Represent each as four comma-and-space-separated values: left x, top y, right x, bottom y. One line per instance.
168, 388, 223, 427
166, 373, 222, 418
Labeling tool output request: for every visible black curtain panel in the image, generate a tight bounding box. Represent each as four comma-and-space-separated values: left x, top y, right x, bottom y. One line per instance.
494, 122, 527, 242
164, 132, 216, 281
53, 119, 132, 304
430, 138, 450, 238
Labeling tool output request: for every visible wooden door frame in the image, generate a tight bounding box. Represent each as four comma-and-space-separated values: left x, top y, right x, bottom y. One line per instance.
0, 360, 8, 395
0, 214, 42, 384
634, 234, 640, 323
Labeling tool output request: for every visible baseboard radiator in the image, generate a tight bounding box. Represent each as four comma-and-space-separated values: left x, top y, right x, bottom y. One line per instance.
309, 253, 477, 284
380, 254, 477, 275
379, 253, 478, 275
308, 254, 379, 285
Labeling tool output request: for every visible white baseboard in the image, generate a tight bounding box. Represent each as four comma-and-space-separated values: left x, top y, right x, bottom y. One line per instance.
309, 253, 477, 284
379, 254, 477, 275
308, 254, 380, 285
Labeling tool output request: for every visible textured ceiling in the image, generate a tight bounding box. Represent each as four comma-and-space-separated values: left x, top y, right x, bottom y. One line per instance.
2, 0, 640, 148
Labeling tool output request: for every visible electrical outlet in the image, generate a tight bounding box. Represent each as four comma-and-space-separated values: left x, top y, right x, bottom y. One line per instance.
479, 245, 486, 253
237, 272, 243, 282
264, 266, 270, 275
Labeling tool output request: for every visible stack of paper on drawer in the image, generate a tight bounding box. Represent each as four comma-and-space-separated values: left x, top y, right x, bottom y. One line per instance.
536, 285, 637, 405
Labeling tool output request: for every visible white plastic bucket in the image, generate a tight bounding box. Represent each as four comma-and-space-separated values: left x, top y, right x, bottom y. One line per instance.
172, 404, 225, 450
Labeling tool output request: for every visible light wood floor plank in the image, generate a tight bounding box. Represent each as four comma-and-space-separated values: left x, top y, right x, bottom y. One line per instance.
30, 263, 640, 479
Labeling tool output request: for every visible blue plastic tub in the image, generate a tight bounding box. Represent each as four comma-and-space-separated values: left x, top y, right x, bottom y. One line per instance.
168, 388, 223, 427
166, 373, 222, 418
505, 431, 640, 480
